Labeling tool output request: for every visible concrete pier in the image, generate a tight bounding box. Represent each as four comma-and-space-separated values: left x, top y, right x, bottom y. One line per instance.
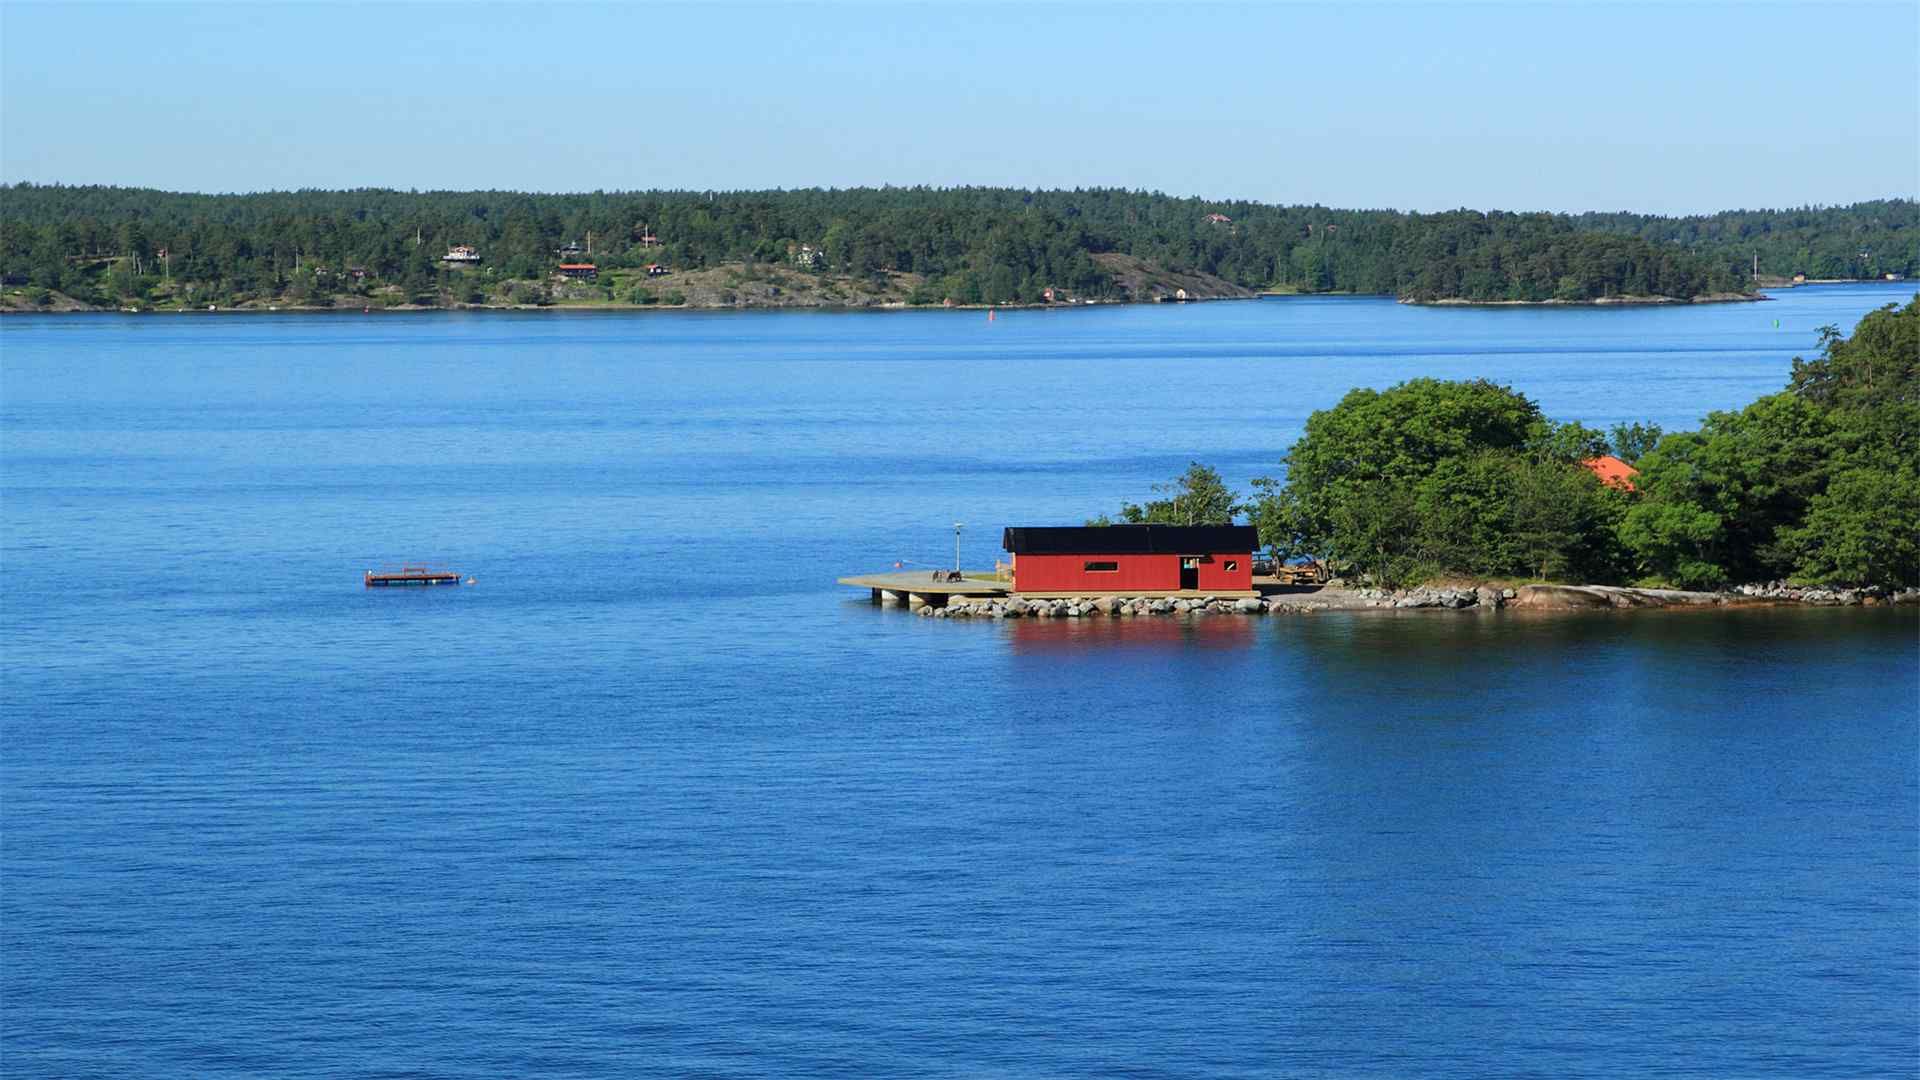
838, 571, 1011, 608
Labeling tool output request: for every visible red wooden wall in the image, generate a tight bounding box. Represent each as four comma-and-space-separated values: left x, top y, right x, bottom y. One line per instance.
1195, 554, 1253, 592
1012, 551, 1253, 593
1013, 553, 1178, 593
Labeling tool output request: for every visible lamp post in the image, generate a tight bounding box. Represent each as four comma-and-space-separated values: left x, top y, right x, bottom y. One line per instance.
953, 522, 965, 573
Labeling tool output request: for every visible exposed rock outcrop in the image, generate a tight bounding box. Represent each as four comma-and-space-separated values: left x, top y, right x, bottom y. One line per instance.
1089, 253, 1257, 303
1507, 585, 1723, 609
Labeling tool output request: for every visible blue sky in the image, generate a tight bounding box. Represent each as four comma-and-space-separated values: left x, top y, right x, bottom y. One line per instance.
3, 1, 1915, 213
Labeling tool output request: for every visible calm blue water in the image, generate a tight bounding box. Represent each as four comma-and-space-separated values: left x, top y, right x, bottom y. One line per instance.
4, 284, 1916, 1077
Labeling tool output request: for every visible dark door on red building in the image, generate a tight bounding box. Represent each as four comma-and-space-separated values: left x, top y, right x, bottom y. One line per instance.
1180, 557, 1199, 590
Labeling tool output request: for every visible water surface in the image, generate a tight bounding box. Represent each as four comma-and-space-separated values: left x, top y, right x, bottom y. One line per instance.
4, 284, 1915, 1077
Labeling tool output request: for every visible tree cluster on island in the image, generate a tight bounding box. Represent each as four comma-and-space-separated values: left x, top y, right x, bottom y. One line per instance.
2, 185, 1910, 311
1103, 298, 1919, 591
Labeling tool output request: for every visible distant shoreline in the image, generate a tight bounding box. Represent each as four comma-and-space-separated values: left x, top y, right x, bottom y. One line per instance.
1406, 291, 1765, 308
1758, 276, 1909, 288
0, 295, 1257, 316
25, 275, 1920, 318
5, 290, 1789, 315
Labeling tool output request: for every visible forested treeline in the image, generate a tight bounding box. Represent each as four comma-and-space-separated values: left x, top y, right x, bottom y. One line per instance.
7, 184, 1896, 309
1575, 200, 1916, 283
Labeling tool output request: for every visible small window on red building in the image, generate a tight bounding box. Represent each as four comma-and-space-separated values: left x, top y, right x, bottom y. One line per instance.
1224, 560, 1238, 572
1083, 561, 1119, 572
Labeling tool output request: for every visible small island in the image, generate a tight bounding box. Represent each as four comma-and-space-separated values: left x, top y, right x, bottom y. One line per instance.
851, 296, 1919, 617
4, 187, 1911, 313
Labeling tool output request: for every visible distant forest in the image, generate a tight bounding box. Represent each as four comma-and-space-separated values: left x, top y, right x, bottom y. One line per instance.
2, 184, 1912, 309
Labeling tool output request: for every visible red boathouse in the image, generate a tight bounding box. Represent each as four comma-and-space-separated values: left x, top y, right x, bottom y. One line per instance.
1002, 524, 1259, 596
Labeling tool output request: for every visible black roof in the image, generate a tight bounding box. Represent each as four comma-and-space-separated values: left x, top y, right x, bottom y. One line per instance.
1002, 524, 1258, 555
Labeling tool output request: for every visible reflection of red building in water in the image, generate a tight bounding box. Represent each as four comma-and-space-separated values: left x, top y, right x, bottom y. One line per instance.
1002, 524, 1258, 596
1009, 611, 1255, 653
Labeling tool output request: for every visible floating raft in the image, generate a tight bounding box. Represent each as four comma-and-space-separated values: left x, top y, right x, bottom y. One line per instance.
366, 566, 463, 587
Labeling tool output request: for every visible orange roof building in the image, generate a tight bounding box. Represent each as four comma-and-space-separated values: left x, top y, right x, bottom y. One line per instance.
1581, 455, 1639, 491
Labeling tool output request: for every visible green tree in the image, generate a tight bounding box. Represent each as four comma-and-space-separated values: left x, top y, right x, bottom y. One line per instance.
1620, 297, 1918, 588
1618, 396, 1833, 585
821, 220, 853, 268
1789, 301, 1918, 455
1406, 451, 1522, 575
106, 259, 141, 299
1501, 454, 1625, 581
1783, 466, 1919, 587
1245, 378, 1628, 584
1261, 378, 1542, 559
1529, 419, 1610, 463
983, 264, 1017, 304
1608, 421, 1664, 463
1617, 499, 1729, 589
284, 265, 317, 302
1116, 462, 1241, 525
1248, 476, 1307, 559
1332, 478, 1423, 586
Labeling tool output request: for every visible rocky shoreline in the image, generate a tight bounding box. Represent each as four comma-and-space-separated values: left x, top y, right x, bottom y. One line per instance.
928, 595, 1308, 619
1728, 581, 1917, 606
913, 582, 1918, 619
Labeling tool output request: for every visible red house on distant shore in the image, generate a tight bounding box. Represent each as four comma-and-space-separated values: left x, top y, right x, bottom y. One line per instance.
1002, 524, 1258, 596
